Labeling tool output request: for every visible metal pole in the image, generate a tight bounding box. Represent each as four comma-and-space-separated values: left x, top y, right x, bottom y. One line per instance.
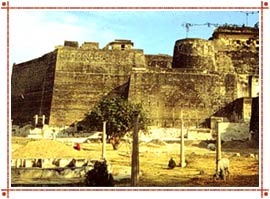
180, 110, 186, 167
102, 121, 107, 160
216, 121, 222, 175
131, 112, 139, 186
246, 13, 248, 26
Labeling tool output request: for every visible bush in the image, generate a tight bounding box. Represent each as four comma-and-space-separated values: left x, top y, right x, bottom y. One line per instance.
85, 161, 114, 187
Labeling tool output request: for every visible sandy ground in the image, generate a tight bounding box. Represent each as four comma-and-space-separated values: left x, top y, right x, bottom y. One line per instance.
11, 137, 259, 187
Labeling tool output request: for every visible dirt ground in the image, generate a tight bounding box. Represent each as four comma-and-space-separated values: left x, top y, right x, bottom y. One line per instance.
11, 137, 259, 187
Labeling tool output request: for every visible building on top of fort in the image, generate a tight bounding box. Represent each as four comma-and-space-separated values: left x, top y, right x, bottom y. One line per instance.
103, 39, 134, 50
11, 26, 259, 135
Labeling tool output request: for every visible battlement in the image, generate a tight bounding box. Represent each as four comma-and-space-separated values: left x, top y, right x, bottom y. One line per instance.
11, 26, 259, 127
64, 40, 79, 48
60, 39, 135, 51
80, 42, 99, 50
212, 26, 259, 40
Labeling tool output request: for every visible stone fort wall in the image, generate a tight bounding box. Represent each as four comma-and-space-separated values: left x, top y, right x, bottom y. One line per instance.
172, 39, 216, 71
128, 70, 237, 127
11, 27, 259, 128
11, 52, 57, 125
48, 45, 145, 126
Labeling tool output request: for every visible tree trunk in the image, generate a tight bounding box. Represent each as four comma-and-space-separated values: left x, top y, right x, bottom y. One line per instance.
111, 136, 121, 150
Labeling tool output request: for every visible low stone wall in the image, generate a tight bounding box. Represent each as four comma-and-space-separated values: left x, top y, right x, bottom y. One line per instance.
139, 127, 213, 141
11, 158, 112, 185
11, 158, 100, 169
12, 167, 90, 180
218, 122, 250, 141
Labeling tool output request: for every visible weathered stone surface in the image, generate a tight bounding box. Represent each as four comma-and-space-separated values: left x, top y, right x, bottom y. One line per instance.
218, 122, 250, 141
11, 52, 57, 125
145, 54, 172, 68
11, 26, 259, 129
128, 70, 229, 127
172, 38, 216, 71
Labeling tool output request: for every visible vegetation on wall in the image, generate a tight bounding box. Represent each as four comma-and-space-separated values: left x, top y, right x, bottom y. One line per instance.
84, 96, 149, 149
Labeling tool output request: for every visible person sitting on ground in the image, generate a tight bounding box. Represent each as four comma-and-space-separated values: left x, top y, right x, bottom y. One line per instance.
168, 157, 176, 169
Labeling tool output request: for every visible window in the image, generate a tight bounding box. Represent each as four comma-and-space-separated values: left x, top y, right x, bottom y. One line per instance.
121, 44, 125, 50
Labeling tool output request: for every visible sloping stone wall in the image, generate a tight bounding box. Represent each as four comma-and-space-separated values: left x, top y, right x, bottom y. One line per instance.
11, 52, 57, 125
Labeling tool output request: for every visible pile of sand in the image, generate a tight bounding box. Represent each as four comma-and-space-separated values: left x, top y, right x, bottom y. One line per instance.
12, 139, 89, 159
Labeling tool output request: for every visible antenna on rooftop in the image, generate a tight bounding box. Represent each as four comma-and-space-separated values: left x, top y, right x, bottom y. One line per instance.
181, 22, 219, 38
240, 11, 259, 26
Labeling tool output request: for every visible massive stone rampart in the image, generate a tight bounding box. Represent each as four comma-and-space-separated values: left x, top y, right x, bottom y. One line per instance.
128, 69, 238, 127
172, 39, 216, 71
11, 26, 259, 128
145, 54, 172, 68
49, 47, 144, 126
11, 52, 57, 125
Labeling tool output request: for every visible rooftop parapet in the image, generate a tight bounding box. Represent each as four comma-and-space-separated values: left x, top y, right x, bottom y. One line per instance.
64, 40, 79, 48
80, 42, 99, 50
212, 26, 259, 40
104, 39, 134, 50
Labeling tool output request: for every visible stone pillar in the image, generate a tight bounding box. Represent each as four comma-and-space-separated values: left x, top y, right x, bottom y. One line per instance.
42, 115, 45, 125
34, 115, 38, 126
131, 112, 139, 186
180, 113, 186, 167
216, 121, 222, 175
102, 121, 107, 160
52, 129, 56, 141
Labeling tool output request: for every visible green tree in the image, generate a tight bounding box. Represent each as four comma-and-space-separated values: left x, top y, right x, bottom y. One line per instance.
85, 96, 148, 150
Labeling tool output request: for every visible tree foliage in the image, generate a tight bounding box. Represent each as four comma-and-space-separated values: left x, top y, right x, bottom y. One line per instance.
85, 96, 149, 141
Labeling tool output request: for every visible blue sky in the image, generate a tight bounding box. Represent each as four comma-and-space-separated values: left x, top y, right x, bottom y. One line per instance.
10, 11, 259, 63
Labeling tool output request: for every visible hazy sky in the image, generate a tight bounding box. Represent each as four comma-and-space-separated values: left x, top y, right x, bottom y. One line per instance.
10, 11, 259, 63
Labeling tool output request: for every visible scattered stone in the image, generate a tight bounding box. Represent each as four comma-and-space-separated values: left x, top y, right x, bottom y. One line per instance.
234, 153, 241, 157
11, 159, 17, 167
25, 159, 34, 168
249, 153, 255, 158
148, 139, 167, 146
190, 152, 198, 156
199, 170, 205, 175
207, 143, 216, 151
41, 158, 55, 168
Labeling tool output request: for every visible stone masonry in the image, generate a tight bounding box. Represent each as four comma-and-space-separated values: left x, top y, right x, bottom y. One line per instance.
11, 26, 259, 128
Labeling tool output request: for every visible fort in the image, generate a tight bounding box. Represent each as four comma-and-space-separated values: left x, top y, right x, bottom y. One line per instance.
11, 26, 259, 130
